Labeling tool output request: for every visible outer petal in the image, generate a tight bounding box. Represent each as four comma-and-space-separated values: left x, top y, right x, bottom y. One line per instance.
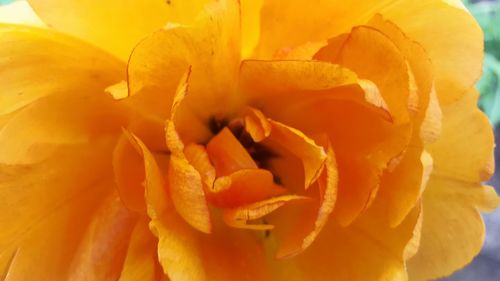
0, 141, 116, 280
428, 90, 494, 182
0, 24, 124, 115
407, 176, 499, 280
0, 92, 130, 165
28, 0, 211, 59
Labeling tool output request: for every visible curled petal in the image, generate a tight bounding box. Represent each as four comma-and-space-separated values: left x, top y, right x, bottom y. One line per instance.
209, 169, 287, 208
207, 127, 258, 176
277, 144, 338, 258
267, 120, 327, 189
223, 195, 310, 230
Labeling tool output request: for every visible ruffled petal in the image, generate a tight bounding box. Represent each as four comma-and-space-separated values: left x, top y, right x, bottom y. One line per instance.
255, 0, 481, 105
127, 0, 241, 127
315, 26, 410, 124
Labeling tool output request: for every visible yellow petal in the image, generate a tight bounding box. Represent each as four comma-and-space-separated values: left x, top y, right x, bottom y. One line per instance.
28, 0, 211, 60
0, 141, 116, 280
407, 176, 500, 280
240, 0, 263, 58
381, 0, 483, 104
0, 92, 129, 165
127, 0, 241, 124
428, 89, 494, 182
0, 24, 124, 115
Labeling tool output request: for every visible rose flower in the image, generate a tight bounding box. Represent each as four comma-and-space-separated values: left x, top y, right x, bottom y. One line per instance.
0, 0, 499, 280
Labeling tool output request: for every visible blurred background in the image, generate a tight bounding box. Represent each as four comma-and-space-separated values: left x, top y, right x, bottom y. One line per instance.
0, 0, 498, 279
443, 0, 500, 280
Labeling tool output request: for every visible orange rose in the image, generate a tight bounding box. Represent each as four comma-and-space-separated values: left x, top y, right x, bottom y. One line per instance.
1, 0, 498, 280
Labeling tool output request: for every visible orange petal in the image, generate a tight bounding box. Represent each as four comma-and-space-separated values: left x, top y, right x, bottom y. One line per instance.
267, 120, 327, 189
276, 144, 338, 258
209, 169, 287, 208
0, 24, 124, 115
242, 107, 271, 142
207, 127, 258, 176
28, 0, 211, 60
223, 195, 310, 230
315, 26, 410, 124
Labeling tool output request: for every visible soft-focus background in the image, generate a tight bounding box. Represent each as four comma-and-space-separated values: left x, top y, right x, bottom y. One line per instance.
0, 0, 498, 279
443, 0, 500, 280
